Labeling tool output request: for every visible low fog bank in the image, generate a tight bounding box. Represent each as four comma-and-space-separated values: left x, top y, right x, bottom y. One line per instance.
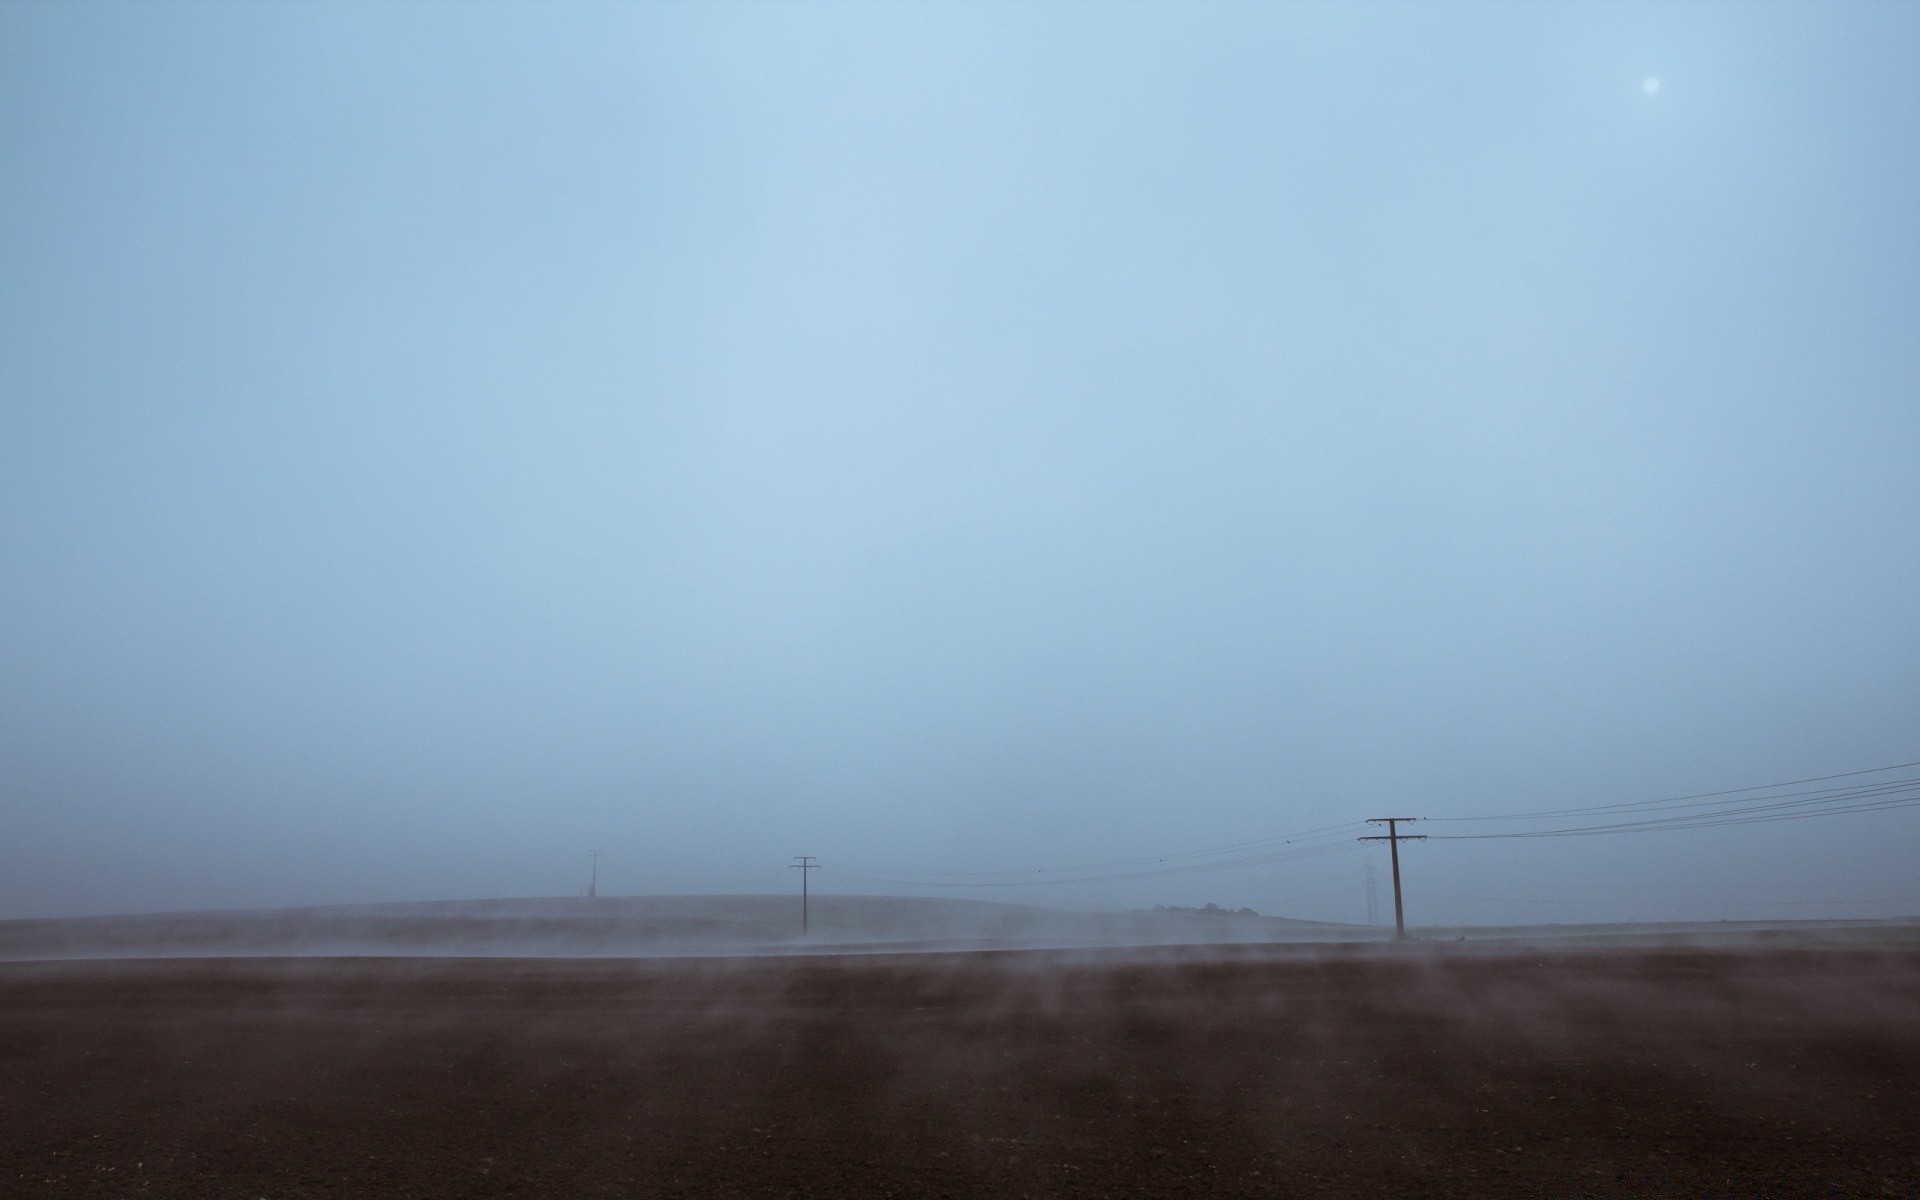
4, 894, 1916, 962
0, 894, 1365, 960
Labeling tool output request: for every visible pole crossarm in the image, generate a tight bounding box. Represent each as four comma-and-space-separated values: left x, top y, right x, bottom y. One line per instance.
1358, 817, 1423, 939
790, 856, 819, 935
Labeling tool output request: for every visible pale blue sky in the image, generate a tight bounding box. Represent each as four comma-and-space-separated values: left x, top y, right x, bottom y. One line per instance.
3, 2, 1917, 923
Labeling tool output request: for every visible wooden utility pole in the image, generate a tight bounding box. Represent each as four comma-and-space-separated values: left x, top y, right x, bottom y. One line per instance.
1359, 818, 1424, 939
588, 851, 599, 900
790, 856, 819, 934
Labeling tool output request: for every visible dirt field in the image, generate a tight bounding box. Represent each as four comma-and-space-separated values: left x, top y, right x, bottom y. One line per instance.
3, 944, 1916, 1198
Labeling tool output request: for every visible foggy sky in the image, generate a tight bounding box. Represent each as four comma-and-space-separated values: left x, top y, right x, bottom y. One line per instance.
4, 2, 1917, 926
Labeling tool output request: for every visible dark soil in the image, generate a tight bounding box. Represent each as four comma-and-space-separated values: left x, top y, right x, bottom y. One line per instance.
2, 944, 1915, 1198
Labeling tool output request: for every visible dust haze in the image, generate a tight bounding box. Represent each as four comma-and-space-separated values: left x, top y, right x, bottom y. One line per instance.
3, 3, 1917, 934
7, 942, 1919, 1196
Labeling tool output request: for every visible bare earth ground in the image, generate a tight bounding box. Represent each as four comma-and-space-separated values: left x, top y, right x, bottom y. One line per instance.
3, 945, 1916, 1198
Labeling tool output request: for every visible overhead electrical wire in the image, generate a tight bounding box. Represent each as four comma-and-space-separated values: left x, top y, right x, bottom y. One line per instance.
835, 756, 1919, 893
1425, 759, 1920, 823
839, 821, 1367, 889
838, 841, 1365, 890
1426, 892, 1920, 910
1427, 770, 1920, 841
1432, 797, 1920, 840
864, 820, 1366, 880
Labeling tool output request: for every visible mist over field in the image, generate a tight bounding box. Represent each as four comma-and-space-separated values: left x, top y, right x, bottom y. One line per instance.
3, 2, 1918, 929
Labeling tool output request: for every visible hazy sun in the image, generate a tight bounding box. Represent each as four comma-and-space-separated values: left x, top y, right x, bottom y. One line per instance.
1642, 77, 1661, 95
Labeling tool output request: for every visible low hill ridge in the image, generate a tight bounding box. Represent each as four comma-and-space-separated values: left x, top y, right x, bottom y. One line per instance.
0, 894, 1359, 960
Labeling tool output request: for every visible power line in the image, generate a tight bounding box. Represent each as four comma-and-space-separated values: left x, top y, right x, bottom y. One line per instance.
1427, 777, 1920, 828
833, 756, 1919, 907
1426, 759, 1920, 824
1410, 758, 1920, 843
840, 841, 1365, 889
1427, 875, 1919, 896
1428, 893, 1920, 910
839, 836, 1365, 890
1429, 784, 1920, 841
865, 821, 1367, 881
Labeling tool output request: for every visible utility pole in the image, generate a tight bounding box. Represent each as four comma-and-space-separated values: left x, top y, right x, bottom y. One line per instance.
588, 851, 599, 900
790, 856, 819, 935
1358, 818, 1424, 939
1365, 860, 1379, 927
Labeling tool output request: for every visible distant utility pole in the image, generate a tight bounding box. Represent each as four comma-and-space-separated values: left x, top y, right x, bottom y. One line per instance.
588, 851, 599, 899
1365, 860, 1379, 927
790, 856, 819, 934
1359, 818, 1425, 939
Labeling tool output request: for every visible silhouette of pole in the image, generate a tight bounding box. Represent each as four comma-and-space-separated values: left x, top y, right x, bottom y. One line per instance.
1359, 818, 1425, 939
790, 857, 819, 934
588, 851, 599, 900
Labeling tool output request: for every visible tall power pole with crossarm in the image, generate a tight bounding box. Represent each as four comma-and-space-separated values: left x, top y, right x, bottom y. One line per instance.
1359, 818, 1424, 939
790, 857, 819, 934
